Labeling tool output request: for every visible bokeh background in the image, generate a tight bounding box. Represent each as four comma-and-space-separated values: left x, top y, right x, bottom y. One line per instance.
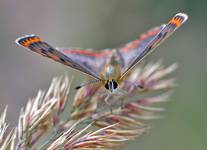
0, 0, 206, 149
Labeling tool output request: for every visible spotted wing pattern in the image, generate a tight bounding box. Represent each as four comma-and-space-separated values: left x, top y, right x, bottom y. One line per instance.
119, 13, 188, 79
16, 35, 101, 80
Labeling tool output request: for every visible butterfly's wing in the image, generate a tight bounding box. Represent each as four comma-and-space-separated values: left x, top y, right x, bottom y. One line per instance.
16, 35, 102, 80
119, 13, 188, 79
61, 48, 113, 75
117, 25, 164, 69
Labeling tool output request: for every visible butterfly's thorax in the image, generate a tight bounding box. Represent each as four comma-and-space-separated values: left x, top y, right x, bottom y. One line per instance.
101, 64, 120, 80
100, 53, 122, 81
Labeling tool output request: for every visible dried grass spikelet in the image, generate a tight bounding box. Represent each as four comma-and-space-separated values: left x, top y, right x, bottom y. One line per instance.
0, 107, 16, 150
17, 76, 71, 149
1, 60, 177, 150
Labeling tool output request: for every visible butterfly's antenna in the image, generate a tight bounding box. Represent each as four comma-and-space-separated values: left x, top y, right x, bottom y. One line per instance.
75, 79, 100, 90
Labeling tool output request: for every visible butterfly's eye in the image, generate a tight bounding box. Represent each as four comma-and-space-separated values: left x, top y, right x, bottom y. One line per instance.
105, 80, 110, 90
112, 79, 118, 89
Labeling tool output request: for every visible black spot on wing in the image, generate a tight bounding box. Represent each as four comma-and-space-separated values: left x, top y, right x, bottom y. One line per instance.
157, 32, 163, 39
18, 38, 26, 45
60, 57, 66, 63
174, 15, 185, 21
148, 45, 152, 51
162, 31, 168, 39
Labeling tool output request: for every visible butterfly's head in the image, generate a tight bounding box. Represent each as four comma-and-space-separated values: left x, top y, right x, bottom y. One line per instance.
104, 79, 118, 93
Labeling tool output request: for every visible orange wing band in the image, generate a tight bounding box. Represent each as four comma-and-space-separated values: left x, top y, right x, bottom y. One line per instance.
16, 35, 42, 48
168, 14, 186, 27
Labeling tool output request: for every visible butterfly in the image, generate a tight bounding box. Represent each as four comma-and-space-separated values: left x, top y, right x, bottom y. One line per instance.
16, 13, 188, 94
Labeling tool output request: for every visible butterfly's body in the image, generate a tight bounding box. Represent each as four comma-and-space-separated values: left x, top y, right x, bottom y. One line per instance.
16, 13, 188, 95
99, 54, 122, 93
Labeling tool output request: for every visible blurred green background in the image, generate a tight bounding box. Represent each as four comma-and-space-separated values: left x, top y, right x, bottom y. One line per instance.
0, 0, 206, 149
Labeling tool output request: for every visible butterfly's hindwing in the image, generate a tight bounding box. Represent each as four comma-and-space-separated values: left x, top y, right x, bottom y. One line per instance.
62, 48, 113, 75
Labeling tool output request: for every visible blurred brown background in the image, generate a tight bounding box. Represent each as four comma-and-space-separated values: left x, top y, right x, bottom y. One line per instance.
0, 0, 206, 149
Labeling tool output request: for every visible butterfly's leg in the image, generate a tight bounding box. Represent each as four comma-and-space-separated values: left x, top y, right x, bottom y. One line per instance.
116, 88, 128, 109
104, 93, 113, 113
117, 87, 128, 95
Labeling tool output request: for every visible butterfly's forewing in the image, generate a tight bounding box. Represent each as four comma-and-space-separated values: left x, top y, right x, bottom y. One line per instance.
119, 13, 188, 79
16, 35, 102, 80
